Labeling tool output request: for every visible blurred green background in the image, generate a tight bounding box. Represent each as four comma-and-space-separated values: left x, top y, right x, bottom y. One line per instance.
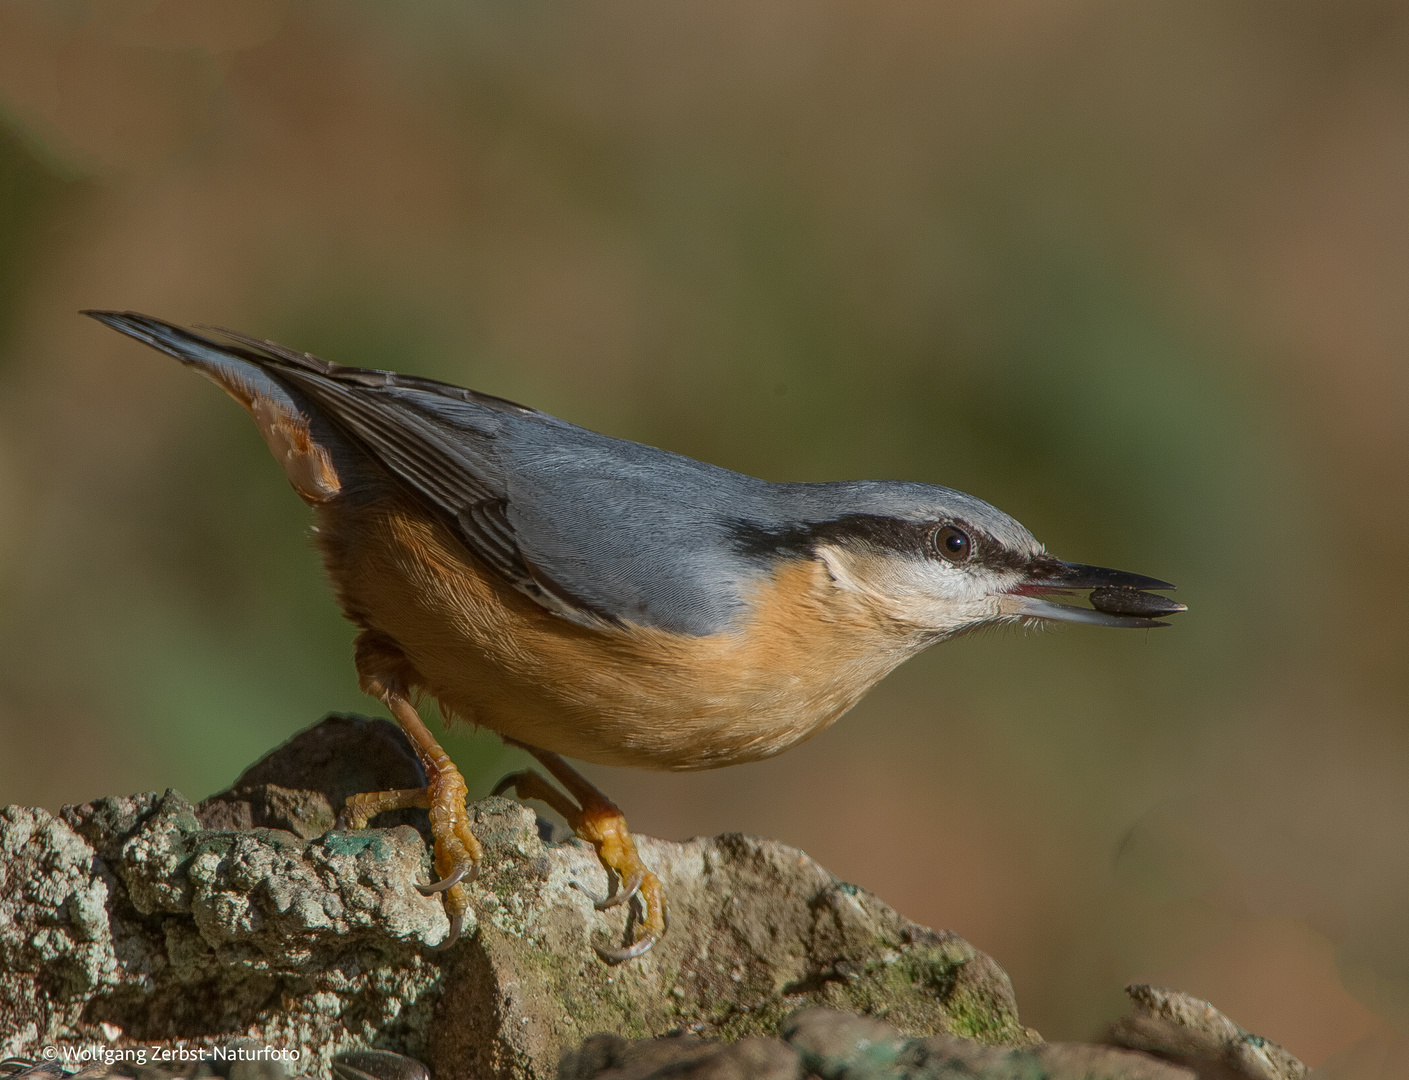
2, 0, 1408, 1068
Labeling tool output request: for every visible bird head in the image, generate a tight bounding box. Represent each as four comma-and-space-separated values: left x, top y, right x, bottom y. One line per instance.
747, 481, 1183, 641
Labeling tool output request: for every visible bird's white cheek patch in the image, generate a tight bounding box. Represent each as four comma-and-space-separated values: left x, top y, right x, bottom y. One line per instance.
815, 544, 895, 600
816, 545, 967, 629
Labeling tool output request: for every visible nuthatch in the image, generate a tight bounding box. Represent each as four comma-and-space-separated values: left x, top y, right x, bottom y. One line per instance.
87, 311, 1184, 961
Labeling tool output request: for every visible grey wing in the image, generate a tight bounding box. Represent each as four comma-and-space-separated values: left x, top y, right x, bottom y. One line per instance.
209, 328, 621, 628
211, 328, 765, 634
495, 425, 772, 635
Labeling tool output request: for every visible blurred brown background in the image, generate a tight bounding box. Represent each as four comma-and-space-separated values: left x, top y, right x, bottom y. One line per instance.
1, 0, 1407, 1069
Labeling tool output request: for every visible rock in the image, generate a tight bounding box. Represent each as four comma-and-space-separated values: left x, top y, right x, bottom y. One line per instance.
0, 715, 1035, 1080
558, 1033, 799, 1080
333, 1049, 431, 1080
413, 806, 1040, 1077
781, 1008, 903, 1075
195, 716, 430, 840
891, 1033, 1193, 1080
1109, 985, 1308, 1080
0, 717, 1312, 1080
561, 1007, 1196, 1080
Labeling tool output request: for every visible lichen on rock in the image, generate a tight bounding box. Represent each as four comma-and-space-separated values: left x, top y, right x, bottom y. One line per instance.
0, 715, 1307, 1080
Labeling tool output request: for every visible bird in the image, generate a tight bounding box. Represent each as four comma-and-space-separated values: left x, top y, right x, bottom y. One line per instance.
86, 310, 1185, 961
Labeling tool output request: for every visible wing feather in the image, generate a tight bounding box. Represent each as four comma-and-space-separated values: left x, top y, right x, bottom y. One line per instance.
96, 314, 613, 627
257, 361, 615, 627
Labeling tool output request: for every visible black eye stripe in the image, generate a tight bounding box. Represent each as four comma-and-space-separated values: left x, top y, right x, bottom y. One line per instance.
729, 513, 1024, 571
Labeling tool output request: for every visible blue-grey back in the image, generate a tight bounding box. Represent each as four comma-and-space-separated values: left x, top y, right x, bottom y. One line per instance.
477, 407, 1037, 634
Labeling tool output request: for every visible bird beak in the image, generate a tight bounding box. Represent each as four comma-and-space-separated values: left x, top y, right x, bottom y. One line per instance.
1004, 561, 1186, 629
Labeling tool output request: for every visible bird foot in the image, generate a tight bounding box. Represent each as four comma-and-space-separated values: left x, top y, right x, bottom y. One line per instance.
493, 755, 666, 962
339, 696, 484, 950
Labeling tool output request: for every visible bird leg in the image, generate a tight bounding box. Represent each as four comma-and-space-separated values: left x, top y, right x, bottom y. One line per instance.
338, 692, 482, 949
493, 745, 666, 962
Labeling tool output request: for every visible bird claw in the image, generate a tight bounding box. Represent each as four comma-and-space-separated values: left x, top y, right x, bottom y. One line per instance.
594, 901, 668, 963
490, 771, 523, 799
572, 869, 643, 910
431, 905, 465, 951
594, 934, 658, 963
569, 878, 608, 905
417, 860, 475, 895
597, 869, 644, 910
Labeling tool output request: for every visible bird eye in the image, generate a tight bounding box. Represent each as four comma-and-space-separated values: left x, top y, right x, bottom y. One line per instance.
933, 525, 972, 563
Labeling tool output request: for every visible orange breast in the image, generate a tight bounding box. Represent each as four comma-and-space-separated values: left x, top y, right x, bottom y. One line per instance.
316, 496, 923, 771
